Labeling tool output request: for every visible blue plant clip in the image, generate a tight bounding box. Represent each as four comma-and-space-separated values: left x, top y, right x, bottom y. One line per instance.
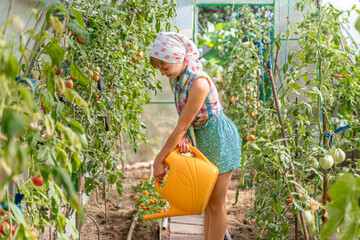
0, 193, 24, 220
324, 124, 351, 148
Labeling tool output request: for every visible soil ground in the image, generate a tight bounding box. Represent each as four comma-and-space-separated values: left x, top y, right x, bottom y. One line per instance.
79, 165, 282, 240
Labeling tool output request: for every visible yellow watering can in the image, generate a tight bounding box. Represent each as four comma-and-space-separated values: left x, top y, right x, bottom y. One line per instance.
143, 146, 219, 220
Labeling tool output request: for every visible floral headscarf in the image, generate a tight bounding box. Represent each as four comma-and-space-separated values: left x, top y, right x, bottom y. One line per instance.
150, 32, 203, 72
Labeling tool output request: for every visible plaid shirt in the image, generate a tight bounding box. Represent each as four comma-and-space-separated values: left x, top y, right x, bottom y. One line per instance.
173, 67, 222, 146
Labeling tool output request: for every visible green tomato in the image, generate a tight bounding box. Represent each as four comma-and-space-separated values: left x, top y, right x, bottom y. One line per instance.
327, 175, 335, 189
308, 222, 318, 237
319, 155, 334, 170
304, 210, 314, 225
331, 148, 346, 163
309, 158, 319, 169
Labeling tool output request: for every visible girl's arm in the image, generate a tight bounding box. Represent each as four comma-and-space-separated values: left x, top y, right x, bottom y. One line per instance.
153, 78, 210, 183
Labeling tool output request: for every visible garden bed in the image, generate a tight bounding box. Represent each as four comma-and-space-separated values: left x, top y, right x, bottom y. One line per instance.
80, 165, 261, 239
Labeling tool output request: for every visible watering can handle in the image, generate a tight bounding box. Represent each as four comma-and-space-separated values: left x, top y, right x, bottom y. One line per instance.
188, 146, 210, 163
155, 146, 210, 193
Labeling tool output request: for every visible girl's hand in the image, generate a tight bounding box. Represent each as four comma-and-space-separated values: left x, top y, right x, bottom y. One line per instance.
153, 159, 166, 183
177, 136, 191, 153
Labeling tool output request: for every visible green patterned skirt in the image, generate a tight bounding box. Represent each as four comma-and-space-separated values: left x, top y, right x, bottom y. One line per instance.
194, 111, 242, 174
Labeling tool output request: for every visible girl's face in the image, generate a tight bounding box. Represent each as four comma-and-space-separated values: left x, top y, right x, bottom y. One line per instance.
157, 61, 186, 80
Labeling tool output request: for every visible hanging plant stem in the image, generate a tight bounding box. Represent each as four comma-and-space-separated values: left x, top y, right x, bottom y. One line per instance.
268, 68, 309, 240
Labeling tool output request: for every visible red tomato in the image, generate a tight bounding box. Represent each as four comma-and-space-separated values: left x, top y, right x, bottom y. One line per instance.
32, 174, 43, 187
246, 134, 255, 142
29, 227, 39, 239
334, 74, 342, 79
285, 195, 293, 204
0, 222, 10, 236
77, 36, 85, 45
41, 104, 45, 112
321, 192, 332, 202
65, 80, 73, 89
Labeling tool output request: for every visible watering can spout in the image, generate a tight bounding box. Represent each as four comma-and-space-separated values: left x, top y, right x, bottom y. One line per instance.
143, 205, 187, 220
143, 146, 219, 221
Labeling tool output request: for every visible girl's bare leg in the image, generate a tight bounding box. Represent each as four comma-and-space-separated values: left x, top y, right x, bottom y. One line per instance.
204, 170, 233, 240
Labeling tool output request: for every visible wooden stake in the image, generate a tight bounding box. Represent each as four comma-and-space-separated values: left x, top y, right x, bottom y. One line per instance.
295, 97, 299, 240
119, 133, 126, 174
77, 175, 83, 238
2, 0, 15, 37
49, 212, 52, 240
295, 216, 298, 240
103, 160, 108, 224
268, 69, 309, 240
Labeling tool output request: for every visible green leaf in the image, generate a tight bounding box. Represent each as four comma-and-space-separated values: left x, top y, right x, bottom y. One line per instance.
27, 133, 40, 153
320, 195, 347, 239
53, 182, 68, 203
45, 43, 65, 68
52, 102, 65, 120
109, 174, 117, 184
56, 213, 66, 232
72, 9, 86, 29
1, 108, 25, 141
16, 146, 28, 173
50, 16, 63, 41
3, 55, 18, 79
321, 173, 360, 239
42, 90, 54, 111
70, 64, 89, 86
250, 143, 261, 151
66, 218, 79, 240
65, 21, 88, 40
45, 3, 57, 23
9, 202, 26, 225
38, 145, 57, 166
41, 165, 80, 210
50, 198, 59, 220
79, 134, 88, 148
156, 20, 161, 32
67, 119, 84, 134
64, 89, 88, 111
56, 147, 69, 170
56, 123, 83, 152
71, 153, 82, 173
116, 171, 126, 180
235, 188, 239, 204
355, 16, 360, 34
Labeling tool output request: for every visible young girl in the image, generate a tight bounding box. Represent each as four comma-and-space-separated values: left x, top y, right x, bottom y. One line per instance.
150, 32, 241, 240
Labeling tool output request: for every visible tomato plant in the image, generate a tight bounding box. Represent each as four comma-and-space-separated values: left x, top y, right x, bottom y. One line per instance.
198, 1, 360, 239
0, 0, 177, 238
237, 0, 360, 238
132, 177, 168, 228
